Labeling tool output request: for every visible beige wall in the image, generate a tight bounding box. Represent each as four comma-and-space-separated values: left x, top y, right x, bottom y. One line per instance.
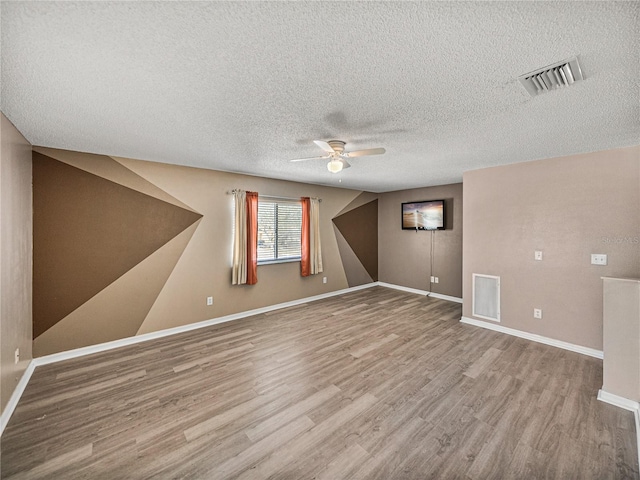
602, 277, 640, 402
32, 148, 373, 356
379, 183, 463, 298
463, 146, 640, 350
122, 157, 363, 333
1, 113, 33, 412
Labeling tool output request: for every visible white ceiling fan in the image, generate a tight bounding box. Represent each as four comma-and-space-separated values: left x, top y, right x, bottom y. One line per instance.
290, 140, 386, 173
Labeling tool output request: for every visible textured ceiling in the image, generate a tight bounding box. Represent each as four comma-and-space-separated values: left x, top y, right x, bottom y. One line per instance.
1, 1, 639, 193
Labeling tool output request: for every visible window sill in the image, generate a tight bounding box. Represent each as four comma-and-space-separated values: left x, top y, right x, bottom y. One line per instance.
258, 257, 301, 266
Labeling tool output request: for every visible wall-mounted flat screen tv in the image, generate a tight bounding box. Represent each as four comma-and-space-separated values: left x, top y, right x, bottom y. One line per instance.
401, 200, 445, 230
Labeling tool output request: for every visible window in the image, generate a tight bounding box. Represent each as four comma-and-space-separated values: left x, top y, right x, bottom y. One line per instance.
257, 199, 302, 263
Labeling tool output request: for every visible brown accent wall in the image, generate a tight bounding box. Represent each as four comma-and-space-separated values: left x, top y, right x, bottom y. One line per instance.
32, 152, 202, 338
333, 196, 378, 284
32, 147, 376, 356
378, 183, 463, 298
463, 146, 640, 350
1, 113, 33, 413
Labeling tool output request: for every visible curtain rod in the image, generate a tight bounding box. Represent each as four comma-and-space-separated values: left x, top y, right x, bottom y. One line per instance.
226, 190, 321, 202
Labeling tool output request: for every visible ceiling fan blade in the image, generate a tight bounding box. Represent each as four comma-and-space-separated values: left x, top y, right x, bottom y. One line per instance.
344, 147, 386, 158
289, 155, 330, 163
313, 140, 335, 153
341, 159, 351, 169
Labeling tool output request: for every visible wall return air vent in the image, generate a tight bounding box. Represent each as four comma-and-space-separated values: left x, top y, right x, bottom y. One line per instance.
472, 273, 500, 322
519, 56, 584, 97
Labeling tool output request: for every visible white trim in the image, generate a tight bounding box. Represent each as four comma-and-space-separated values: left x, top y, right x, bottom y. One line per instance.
18, 282, 463, 369
597, 389, 640, 412
0, 281, 461, 436
637, 407, 640, 468
460, 316, 603, 359
35, 283, 377, 366
375, 282, 428, 297
0, 283, 378, 436
375, 282, 463, 303
429, 292, 463, 304
598, 389, 640, 466
0, 360, 36, 436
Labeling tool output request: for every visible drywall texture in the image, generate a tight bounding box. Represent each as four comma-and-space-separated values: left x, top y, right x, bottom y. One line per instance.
32, 147, 375, 356
378, 183, 463, 298
463, 146, 640, 350
3, 2, 640, 192
0, 113, 33, 413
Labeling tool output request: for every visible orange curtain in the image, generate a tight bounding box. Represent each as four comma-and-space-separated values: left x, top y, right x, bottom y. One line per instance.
300, 197, 311, 277
246, 191, 258, 285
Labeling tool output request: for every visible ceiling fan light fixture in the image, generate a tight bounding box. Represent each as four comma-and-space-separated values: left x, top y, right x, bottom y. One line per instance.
290, 139, 384, 172
327, 158, 343, 173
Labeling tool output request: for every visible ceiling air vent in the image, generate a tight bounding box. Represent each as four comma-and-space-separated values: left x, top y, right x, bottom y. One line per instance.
519, 56, 584, 97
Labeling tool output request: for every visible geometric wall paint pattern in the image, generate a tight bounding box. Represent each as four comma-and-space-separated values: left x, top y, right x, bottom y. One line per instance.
32, 149, 202, 352
332, 195, 378, 286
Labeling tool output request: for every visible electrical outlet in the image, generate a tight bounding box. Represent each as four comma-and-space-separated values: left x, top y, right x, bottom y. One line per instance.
591, 254, 607, 265
206, 296, 213, 306
434, 277, 439, 284
14, 348, 19, 364
534, 250, 543, 261
323, 277, 327, 284
534, 308, 542, 319
430, 276, 435, 283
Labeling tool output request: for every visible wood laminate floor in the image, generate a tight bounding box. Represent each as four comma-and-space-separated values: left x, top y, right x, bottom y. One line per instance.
1, 287, 638, 479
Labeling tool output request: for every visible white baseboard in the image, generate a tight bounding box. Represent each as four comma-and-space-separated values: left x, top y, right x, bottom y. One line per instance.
35, 282, 378, 367
1, 283, 377, 436
33, 281, 462, 367
598, 389, 640, 466
0, 360, 36, 436
460, 316, 603, 359
597, 389, 640, 412
375, 282, 463, 304
0, 281, 461, 436
636, 408, 640, 472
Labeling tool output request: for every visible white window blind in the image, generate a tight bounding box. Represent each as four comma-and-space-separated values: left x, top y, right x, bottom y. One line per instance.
257, 199, 302, 263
